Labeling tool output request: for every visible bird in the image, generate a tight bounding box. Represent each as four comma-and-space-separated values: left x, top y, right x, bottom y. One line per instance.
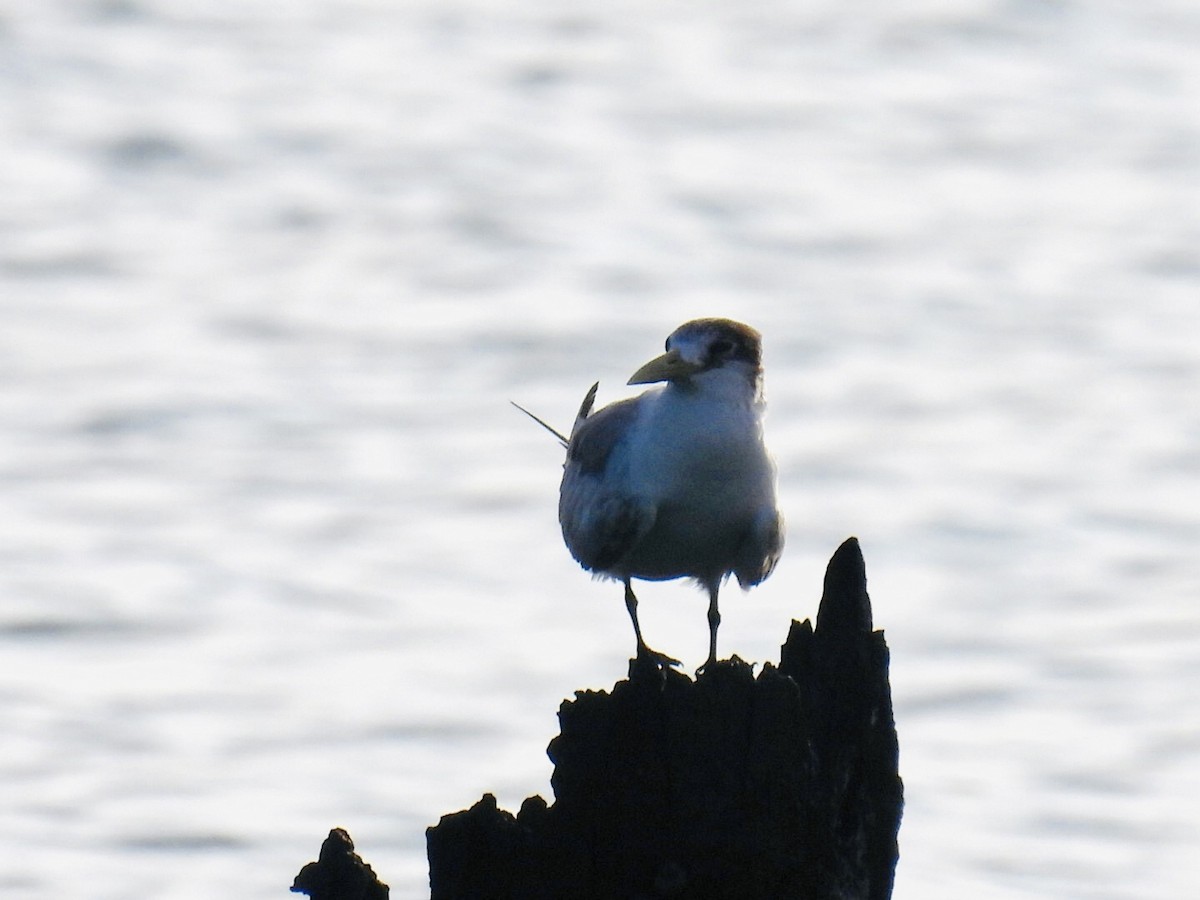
542, 318, 784, 672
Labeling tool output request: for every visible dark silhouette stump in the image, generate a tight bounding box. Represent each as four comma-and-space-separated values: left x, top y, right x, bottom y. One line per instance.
292, 827, 389, 900
426, 537, 902, 899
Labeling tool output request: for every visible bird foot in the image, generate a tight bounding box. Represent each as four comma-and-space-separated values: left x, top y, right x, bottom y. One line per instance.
634, 645, 682, 670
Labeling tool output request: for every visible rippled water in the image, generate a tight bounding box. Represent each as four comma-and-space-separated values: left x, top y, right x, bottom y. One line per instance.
1, 2, 1197, 898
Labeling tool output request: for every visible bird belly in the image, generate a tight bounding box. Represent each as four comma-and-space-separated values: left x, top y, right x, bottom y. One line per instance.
621, 425, 776, 582
558, 381, 781, 588
619, 506, 750, 582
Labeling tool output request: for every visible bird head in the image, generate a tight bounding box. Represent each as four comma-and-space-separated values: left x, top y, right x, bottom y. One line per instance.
627, 318, 763, 389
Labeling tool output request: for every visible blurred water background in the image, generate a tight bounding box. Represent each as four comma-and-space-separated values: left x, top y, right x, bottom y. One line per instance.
2, 1, 1198, 898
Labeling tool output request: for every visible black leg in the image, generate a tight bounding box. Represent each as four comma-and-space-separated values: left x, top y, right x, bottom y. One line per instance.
700, 584, 721, 674
623, 579, 646, 652
624, 579, 680, 668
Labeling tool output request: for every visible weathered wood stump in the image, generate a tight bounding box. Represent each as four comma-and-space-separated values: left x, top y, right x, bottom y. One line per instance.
292, 827, 390, 900
426, 537, 902, 899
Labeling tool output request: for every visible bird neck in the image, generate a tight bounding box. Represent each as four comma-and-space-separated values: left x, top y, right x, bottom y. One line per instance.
670, 363, 763, 408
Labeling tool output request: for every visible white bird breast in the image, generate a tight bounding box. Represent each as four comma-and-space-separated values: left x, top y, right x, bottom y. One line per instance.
625, 385, 772, 506
613, 380, 779, 582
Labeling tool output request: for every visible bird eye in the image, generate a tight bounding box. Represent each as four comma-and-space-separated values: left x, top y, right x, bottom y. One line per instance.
711, 339, 734, 355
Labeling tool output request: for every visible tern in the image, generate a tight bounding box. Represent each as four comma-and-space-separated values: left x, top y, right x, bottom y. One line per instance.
534, 318, 784, 671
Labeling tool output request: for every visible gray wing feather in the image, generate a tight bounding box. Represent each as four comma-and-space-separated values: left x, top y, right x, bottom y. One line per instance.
558, 387, 655, 573
566, 392, 640, 475
734, 507, 785, 588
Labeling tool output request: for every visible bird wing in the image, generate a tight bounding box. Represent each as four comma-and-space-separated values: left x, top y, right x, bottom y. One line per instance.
570, 382, 599, 439
558, 389, 656, 573
565, 389, 638, 475
510, 382, 602, 450
733, 506, 786, 589
510, 401, 569, 448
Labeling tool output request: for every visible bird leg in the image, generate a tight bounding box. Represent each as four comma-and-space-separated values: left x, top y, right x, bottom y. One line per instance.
624, 579, 680, 668
698, 584, 721, 675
